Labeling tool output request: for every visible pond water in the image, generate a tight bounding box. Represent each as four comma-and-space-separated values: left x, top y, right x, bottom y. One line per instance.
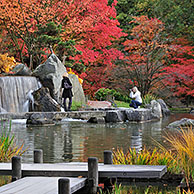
11, 112, 194, 163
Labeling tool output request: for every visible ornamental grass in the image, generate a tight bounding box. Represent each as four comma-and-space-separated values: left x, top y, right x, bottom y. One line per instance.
98, 184, 194, 194
113, 125, 194, 191
113, 147, 179, 174
163, 126, 194, 186
0, 119, 26, 162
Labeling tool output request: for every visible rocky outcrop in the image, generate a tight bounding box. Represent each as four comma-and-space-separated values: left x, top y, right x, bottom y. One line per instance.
145, 100, 162, 119
150, 100, 162, 119
104, 101, 167, 123
32, 54, 66, 102
88, 117, 105, 124
166, 118, 194, 129
68, 74, 85, 104
125, 108, 152, 122
156, 99, 170, 117
26, 112, 61, 125
32, 87, 61, 112
11, 63, 32, 76
105, 110, 127, 123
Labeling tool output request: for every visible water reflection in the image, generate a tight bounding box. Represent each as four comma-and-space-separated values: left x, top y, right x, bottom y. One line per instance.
10, 113, 194, 163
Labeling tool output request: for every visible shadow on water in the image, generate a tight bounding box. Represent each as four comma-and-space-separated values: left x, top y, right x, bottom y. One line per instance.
10, 112, 194, 163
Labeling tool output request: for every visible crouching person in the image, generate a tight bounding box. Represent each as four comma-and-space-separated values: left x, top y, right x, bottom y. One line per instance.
129, 86, 142, 109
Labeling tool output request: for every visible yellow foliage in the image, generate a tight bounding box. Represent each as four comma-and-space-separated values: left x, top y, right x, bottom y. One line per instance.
0, 53, 17, 73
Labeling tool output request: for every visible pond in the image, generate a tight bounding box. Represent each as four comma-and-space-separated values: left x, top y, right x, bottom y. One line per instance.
11, 112, 194, 163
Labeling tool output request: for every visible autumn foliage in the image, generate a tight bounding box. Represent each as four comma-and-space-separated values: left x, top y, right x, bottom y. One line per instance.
122, 16, 169, 96
0, 54, 16, 73
0, 0, 194, 101
0, 0, 125, 96
163, 41, 194, 100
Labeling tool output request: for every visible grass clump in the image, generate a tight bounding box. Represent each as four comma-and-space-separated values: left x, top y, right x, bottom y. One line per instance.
113, 147, 178, 174
98, 184, 194, 194
0, 119, 26, 162
114, 100, 129, 108
142, 93, 157, 107
71, 101, 83, 111
113, 125, 194, 191
164, 126, 194, 186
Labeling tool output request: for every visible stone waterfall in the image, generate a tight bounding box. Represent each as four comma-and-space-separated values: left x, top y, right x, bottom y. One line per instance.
0, 76, 40, 113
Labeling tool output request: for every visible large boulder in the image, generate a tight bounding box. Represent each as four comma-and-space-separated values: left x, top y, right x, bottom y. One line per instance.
156, 99, 170, 117
105, 110, 126, 123
125, 108, 152, 122
11, 63, 32, 76
26, 112, 58, 125
68, 74, 85, 104
150, 100, 162, 119
167, 118, 194, 129
32, 54, 66, 102
32, 87, 61, 112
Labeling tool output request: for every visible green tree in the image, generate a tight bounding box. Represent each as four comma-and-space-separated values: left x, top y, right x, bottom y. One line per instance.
115, 0, 194, 43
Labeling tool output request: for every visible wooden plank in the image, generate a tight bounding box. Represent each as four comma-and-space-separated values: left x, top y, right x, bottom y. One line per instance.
0, 162, 167, 179
0, 163, 12, 176
0, 177, 41, 193
0, 177, 87, 194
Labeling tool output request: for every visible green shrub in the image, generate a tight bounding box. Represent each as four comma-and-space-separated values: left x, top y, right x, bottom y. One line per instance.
94, 88, 130, 102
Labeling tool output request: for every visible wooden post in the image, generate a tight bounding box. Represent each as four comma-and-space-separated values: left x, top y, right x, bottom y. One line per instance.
34, 149, 43, 163
104, 150, 113, 164
88, 157, 98, 194
104, 151, 116, 190
12, 156, 21, 182
58, 178, 70, 194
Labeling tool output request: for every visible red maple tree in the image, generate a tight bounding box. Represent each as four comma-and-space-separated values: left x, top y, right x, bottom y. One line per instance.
163, 38, 194, 105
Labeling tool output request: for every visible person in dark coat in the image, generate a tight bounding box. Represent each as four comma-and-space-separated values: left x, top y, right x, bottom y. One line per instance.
61, 72, 73, 111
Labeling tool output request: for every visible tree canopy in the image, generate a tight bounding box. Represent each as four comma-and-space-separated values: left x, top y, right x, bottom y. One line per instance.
0, 0, 194, 103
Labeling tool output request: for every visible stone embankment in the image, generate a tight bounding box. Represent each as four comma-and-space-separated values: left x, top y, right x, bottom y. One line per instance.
0, 99, 170, 125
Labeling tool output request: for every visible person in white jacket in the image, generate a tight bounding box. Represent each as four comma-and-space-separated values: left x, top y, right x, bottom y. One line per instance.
129, 86, 142, 109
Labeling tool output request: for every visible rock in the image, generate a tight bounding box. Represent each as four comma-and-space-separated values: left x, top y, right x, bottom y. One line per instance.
26, 112, 56, 125
157, 99, 170, 117
167, 118, 194, 129
105, 110, 126, 123
32, 87, 61, 112
87, 117, 105, 124
68, 74, 85, 104
32, 54, 66, 102
150, 100, 162, 119
125, 108, 152, 122
11, 63, 32, 76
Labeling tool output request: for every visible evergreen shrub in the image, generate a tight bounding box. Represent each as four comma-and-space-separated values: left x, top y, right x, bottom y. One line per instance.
94, 88, 130, 102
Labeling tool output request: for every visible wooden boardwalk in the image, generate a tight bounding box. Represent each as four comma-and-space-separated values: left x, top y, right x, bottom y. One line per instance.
0, 162, 167, 179
0, 177, 86, 194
